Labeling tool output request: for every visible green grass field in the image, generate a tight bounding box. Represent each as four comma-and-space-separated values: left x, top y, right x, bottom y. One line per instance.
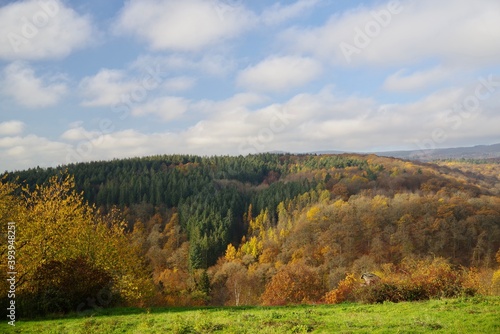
2, 296, 499, 333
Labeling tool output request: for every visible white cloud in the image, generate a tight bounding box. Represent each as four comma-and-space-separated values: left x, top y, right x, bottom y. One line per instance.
61, 129, 182, 167
194, 92, 267, 115
79, 64, 196, 108
131, 97, 190, 121
0, 120, 25, 136
237, 56, 322, 92
183, 89, 374, 154
286, 0, 500, 67
162, 76, 196, 92
1, 61, 67, 108
3, 79, 500, 171
60, 126, 101, 141
114, 0, 256, 51
261, 0, 320, 25
132, 54, 237, 77
181, 84, 500, 154
0, 134, 72, 171
0, 0, 94, 60
383, 66, 452, 92
79, 66, 195, 119
79, 69, 137, 107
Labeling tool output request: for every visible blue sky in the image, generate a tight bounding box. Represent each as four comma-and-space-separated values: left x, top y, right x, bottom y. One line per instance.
1, 0, 499, 171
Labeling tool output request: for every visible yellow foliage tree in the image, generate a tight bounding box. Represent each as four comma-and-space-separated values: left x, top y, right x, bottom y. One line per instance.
240, 236, 263, 258
249, 209, 270, 236
11, 174, 152, 307
306, 206, 321, 222
225, 243, 237, 261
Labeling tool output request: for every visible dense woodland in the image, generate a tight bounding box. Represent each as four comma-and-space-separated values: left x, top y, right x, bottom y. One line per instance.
1, 153, 500, 315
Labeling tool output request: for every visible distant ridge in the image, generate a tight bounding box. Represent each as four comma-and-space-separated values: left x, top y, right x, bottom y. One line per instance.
376, 143, 500, 161
313, 143, 500, 161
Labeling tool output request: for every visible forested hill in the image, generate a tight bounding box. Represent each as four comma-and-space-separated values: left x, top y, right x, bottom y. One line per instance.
4, 153, 500, 268
6, 153, 499, 207
5, 153, 498, 206
2, 153, 500, 310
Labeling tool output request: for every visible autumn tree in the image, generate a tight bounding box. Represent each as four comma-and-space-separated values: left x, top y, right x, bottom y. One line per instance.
11, 174, 153, 315
261, 262, 324, 305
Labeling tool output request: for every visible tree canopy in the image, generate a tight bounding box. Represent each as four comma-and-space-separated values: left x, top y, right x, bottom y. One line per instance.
2, 153, 499, 311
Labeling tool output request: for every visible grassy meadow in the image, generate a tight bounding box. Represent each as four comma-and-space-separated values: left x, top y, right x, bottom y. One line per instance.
2, 296, 499, 333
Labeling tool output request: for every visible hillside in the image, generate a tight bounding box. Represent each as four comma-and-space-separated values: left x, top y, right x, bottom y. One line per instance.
314, 143, 500, 161
1, 153, 500, 314
375, 143, 500, 161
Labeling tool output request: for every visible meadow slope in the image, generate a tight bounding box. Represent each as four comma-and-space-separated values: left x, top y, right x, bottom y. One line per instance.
2, 296, 499, 334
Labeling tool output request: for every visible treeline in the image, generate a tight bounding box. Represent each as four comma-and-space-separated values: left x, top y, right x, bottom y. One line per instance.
2, 154, 366, 268
1, 153, 500, 313
3, 153, 368, 207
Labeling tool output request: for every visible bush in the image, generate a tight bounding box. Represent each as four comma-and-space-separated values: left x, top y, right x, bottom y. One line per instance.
18, 257, 115, 317
325, 257, 481, 304
324, 273, 359, 304
391, 257, 468, 299
355, 283, 430, 303
262, 262, 324, 305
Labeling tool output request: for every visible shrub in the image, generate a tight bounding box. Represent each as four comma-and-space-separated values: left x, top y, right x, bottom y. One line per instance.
324, 273, 359, 304
357, 283, 403, 303
18, 257, 114, 317
262, 262, 323, 305
326, 257, 482, 304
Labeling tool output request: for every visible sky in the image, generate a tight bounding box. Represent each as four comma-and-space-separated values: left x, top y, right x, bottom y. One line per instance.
1, 0, 500, 172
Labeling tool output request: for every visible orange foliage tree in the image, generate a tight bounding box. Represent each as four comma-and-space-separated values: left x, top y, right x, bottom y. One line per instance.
262, 262, 324, 305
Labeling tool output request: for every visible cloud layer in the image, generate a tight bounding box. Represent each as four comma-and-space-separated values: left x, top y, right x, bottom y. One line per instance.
3, 79, 499, 171
0, 121, 25, 136
237, 56, 322, 92
1, 61, 67, 108
0, 0, 499, 172
115, 0, 256, 51
286, 0, 500, 66
0, 0, 94, 60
